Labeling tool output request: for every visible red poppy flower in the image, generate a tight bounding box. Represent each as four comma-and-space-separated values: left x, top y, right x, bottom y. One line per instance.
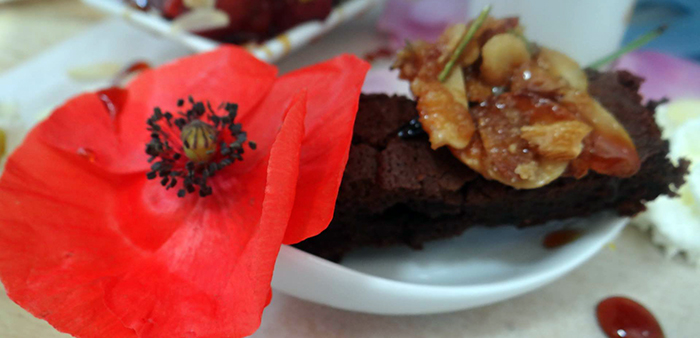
0, 46, 369, 337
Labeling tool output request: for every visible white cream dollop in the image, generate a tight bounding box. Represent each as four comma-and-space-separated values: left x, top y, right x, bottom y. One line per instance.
634, 100, 700, 264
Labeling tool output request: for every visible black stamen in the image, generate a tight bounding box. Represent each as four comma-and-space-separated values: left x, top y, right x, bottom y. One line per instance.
145, 97, 256, 198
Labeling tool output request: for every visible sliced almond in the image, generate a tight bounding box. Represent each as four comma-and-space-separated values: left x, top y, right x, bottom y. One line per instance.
171, 8, 230, 33
537, 48, 588, 91
67, 62, 122, 82
183, 0, 215, 9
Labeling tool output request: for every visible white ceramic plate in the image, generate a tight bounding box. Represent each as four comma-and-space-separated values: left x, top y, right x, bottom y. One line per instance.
82, 0, 376, 62
0, 19, 628, 317
272, 213, 628, 315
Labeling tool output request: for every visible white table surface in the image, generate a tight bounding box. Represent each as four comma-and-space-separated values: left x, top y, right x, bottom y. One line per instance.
0, 1, 698, 337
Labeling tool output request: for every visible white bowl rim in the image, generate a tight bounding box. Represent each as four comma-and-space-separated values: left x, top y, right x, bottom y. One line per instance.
271, 215, 628, 314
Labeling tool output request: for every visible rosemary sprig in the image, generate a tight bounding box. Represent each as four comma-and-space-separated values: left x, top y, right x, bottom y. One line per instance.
438, 5, 492, 82
588, 25, 668, 69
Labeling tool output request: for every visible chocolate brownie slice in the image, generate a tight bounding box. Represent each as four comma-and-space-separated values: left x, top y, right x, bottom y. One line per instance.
295, 70, 688, 261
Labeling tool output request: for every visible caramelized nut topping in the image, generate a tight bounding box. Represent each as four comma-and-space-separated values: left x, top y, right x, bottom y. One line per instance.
394, 16, 641, 189
412, 71, 474, 149
514, 161, 539, 180
396, 31, 475, 150
536, 48, 589, 91
521, 121, 593, 161
480, 33, 531, 85
456, 93, 574, 188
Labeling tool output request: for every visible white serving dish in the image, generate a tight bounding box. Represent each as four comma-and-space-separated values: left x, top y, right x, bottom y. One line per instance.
82, 0, 376, 62
273, 213, 627, 314
0, 19, 628, 317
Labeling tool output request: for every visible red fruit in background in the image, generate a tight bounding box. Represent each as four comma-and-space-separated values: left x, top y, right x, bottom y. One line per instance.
126, 0, 335, 43
270, 0, 333, 33
161, 0, 185, 18
126, 0, 185, 19
204, 0, 274, 43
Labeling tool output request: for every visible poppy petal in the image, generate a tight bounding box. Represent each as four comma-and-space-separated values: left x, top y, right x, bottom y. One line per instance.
36, 92, 147, 174
37, 46, 277, 174
282, 56, 370, 244
283, 55, 370, 243
101, 91, 308, 337
1, 44, 366, 337
122, 46, 278, 137
236, 55, 370, 244
0, 130, 139, 338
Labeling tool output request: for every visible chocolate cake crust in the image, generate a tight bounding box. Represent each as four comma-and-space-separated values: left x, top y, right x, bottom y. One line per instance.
295, 70, 688, 261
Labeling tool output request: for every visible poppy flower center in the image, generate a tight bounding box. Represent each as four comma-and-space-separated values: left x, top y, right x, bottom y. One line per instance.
144, 97, 256, 198
181, 120, 217, 163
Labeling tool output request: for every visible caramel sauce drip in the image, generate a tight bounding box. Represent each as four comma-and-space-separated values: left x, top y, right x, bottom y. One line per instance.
542, 229, 582, 249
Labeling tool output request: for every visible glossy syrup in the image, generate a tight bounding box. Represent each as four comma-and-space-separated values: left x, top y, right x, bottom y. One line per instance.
96, 87, 128, 119
77, 148, 96, 162
597, 297, 664, 338
122, 61, 151, 74
112, 61, 151, 87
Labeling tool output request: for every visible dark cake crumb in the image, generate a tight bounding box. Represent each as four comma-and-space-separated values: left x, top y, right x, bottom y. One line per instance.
295, 70, 688, 261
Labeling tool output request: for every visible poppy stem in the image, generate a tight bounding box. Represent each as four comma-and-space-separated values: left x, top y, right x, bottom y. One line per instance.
438, 5, 492, 82
588, 25, 668, 70
0, 129, 5, 159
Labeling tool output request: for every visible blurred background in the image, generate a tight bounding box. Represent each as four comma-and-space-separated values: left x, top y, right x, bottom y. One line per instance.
623, 0, 700, 60
1, 0, 700, 73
